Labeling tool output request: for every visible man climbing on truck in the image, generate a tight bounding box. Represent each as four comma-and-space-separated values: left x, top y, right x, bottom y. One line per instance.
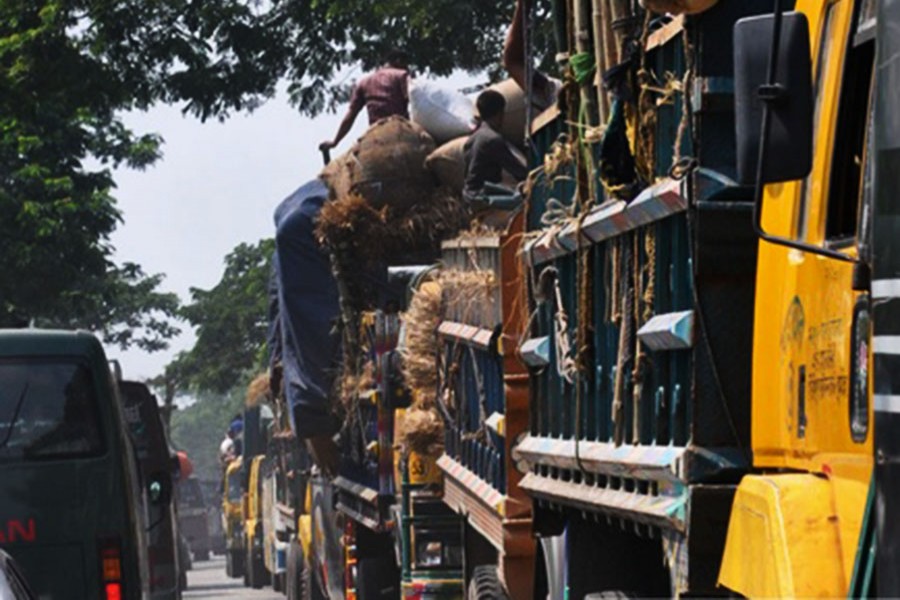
463, 89, 528, 207
319, 48, 411, 153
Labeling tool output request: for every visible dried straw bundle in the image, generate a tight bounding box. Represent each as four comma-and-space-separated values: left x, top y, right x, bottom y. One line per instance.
337, 360, 376, 411
316, 189, 470, 267
245, 372, 271, 407
400, 280, 443, 407
399, 407, 445, 457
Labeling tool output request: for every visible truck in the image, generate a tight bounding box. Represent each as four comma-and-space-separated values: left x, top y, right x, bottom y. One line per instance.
514, 0, 889, 597
269, 1, 900, 597
268, 165, 469, 599
223, 457, 245, 578
718, 0, 884, 596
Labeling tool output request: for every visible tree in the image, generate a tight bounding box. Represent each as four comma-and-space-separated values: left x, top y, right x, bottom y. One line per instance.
169, 386, 245, 485
175, 239, 274, 395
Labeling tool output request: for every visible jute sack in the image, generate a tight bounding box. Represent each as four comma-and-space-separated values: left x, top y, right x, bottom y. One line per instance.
426, 137, 467, 191
426, 135, 528, 193
322, 116, 437, 210
639, 0, 718, 14
476, 79, 528, 149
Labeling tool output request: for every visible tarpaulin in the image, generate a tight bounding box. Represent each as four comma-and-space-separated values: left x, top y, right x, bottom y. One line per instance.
272, 179, 341, 439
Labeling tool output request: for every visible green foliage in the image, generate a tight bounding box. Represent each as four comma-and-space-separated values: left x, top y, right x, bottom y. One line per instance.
0, 0, 173, 340
170, 387, 245, 486
35, 262, 182, 352
176, 239, 275, 395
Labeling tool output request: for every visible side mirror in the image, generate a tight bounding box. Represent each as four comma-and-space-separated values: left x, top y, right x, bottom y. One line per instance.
734, 11, 814, 185
148, 472, 173, 506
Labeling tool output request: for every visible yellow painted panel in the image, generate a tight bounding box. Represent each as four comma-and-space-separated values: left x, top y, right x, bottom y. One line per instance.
719, 474, 854, 598
752, 0, 872, 480
298, 514, 313, 560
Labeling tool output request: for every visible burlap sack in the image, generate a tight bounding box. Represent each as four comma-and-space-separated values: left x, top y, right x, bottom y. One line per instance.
639, 0, 718, 14
481, 79, 528, 149
425, 135, 528, 193
346, 116, 437, 209
425, 137, 467, 191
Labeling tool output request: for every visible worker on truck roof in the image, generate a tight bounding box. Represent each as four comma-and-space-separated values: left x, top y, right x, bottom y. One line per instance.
319, 49, 411, 153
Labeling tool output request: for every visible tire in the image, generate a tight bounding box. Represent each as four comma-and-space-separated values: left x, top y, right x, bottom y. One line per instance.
273, 572, 285, 593
226, 548, 245, 579
302, 557, 327, 600
356, 555, 400, 600
584, 593, 635, 599
467, 565, 509, 600
243, 546, 252, 587
247, 542, 269, 589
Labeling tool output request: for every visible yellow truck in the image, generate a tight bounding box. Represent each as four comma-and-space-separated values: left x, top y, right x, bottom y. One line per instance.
223, 457, 245, 579
719, 0, 879, 595
243, 454, 270, 589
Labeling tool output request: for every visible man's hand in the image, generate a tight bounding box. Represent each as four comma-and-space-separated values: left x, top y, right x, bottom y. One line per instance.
306, 434, 340, 477
319, 140, 336, 153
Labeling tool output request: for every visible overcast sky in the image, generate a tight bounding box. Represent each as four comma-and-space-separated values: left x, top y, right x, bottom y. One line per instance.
109, 73, 481, 382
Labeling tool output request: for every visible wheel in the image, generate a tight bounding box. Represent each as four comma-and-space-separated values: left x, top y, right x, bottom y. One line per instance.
302, 557, 327, 600
584, 593, 635, 599
243, 545, 252, 587
247, 542, 269, 589
194, 547, 210, 562
357, 555, 400, 600
467, 565, 509, 600
226, 548, 245, 579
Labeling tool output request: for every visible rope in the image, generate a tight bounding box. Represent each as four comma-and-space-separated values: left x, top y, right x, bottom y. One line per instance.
612, 239, 634, 445
672, 25, 695, 169
634, 9, 656, 186
553, 274, 578, 384
631, 233, 644, 443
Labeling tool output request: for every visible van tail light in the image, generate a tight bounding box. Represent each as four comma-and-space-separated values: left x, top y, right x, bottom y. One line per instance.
99, 538, 124, 600
104, 583, 122, 600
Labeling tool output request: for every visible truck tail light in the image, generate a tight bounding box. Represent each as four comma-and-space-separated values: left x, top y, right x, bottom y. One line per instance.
99, 538, 124, 600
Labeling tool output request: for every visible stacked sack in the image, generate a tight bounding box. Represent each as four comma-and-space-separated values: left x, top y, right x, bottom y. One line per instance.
409, 78, 531, 196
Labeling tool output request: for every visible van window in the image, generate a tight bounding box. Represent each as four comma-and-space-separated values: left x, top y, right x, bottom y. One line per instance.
0, 361, 104, 461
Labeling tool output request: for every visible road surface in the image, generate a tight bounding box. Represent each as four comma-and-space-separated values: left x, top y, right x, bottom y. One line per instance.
185, 556, 283, 599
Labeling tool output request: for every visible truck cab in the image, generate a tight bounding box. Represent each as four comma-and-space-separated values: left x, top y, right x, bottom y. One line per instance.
223, 457, 245, 578
719, 0, 877, 596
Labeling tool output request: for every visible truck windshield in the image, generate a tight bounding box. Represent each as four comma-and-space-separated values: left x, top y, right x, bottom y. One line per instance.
0, 361, 104, 461
227, 470, 242, 503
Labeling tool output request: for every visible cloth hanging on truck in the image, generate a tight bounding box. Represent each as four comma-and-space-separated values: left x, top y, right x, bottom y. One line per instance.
272, 179, 342, 439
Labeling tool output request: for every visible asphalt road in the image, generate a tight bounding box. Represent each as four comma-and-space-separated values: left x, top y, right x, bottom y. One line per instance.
185, 556, 284, 599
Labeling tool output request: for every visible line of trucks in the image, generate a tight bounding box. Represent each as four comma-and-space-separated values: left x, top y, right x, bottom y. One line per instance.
221, 0, 900, 597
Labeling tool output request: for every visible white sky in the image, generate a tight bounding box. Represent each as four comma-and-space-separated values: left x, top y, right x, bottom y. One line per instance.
109, 73, 482, 381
